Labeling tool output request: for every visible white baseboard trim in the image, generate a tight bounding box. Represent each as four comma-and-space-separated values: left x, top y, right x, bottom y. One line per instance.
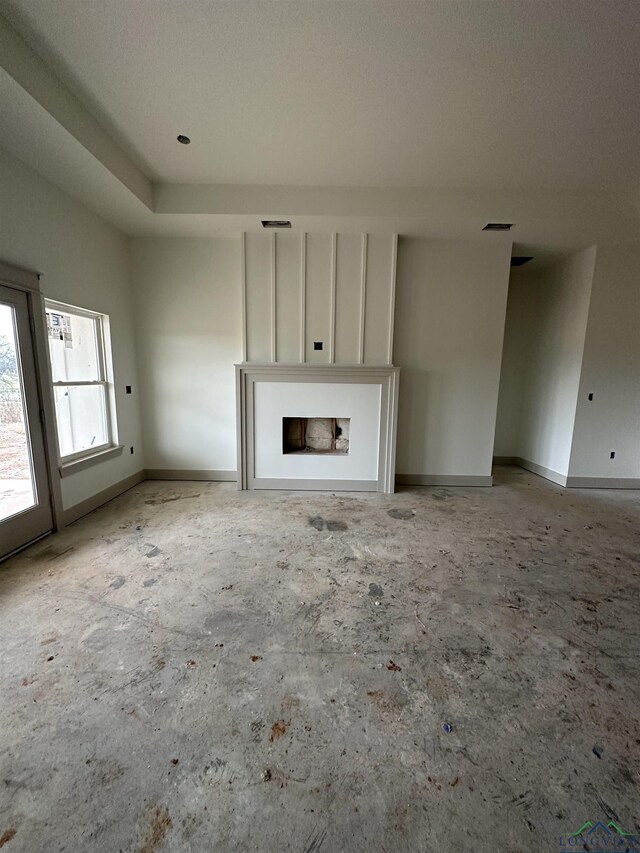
54, 462, 640, 530
492, 456, 519, 466
62, 470, 146, 526
499, 458, 639, 490
395, 474, 493, 487
514, 458, 568, 486
145, 469, 237, 482
565, 476, 640, 489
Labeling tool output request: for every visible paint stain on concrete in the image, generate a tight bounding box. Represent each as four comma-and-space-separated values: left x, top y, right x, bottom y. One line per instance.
387, 509, 415, 520
97, 760, 126, 785
280, 694, 301, 711
367, 690, 396, 710
251, 720, 265, 742
110, 576, 126, 589
145, 546, 161, 558
367, 690, 405, 715
386, 660, 402, 672
0, 828, 17, 848
144, 495, 200, 506
250, 655, 263, 662
269, 720, 289, 742
143, 578, 158, 587
308, 516, 348, 532
368, 583, 384, 599
139, 806, 172, 853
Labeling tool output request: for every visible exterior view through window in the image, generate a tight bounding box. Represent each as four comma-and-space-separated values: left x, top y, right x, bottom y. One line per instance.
45, 302, 114, 461
0, 301, 36, 519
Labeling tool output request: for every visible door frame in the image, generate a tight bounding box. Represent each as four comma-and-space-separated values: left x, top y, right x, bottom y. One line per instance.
0, 260, 63, 541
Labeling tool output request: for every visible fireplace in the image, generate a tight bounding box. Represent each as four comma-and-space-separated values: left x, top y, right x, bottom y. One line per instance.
283, 417, 350, 455
236, 365, 399, 492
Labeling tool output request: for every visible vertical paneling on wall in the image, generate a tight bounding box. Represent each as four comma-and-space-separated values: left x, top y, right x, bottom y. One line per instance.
274, 233, 301, 364
364, 234, 396, 364
243, 232, 397, 365
305, 234, 332, 364
244, 233, 272, 363
334, 234, 363, 364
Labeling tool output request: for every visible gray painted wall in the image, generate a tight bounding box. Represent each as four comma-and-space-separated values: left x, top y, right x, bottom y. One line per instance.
569, 247, 640, 480
0, 147, 143, 511
393, 238, 511, 478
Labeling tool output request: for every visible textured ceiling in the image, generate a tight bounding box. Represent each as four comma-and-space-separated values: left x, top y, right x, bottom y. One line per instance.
3, 0, 640, 190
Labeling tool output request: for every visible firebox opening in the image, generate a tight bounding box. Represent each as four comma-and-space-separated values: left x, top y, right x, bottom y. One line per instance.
283, 417, 350, 455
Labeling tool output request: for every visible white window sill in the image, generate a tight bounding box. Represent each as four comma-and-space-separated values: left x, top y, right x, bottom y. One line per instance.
59, 445, 124, 478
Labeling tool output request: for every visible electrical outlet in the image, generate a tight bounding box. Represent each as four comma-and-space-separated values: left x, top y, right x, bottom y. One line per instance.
130, 446, 134, 454
588, 392, 593, 401
313, 341, 323, 351
610, 451, 615, 459
126, 385, 132, 394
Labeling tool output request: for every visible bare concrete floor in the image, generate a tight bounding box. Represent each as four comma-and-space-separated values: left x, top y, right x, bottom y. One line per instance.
0, 466, 638, 852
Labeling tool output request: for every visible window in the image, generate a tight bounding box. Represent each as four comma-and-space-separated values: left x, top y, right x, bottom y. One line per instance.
45, 301, 116, 463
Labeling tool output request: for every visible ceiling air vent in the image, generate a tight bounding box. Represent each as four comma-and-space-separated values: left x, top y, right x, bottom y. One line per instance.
262, 220, 292, 229
510, 256, 533, 267
483, 223, 513, 231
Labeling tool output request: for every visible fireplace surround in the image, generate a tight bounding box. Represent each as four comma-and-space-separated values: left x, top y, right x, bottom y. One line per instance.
236, 364, 399, 492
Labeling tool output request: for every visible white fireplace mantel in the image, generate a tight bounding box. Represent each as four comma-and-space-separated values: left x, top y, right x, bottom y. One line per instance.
235, 364, 400, 492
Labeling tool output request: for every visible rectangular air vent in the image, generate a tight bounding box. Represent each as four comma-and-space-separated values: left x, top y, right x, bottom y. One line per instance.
262, 220, 292, 229
510, 256, 533, 266
483, 223, 513, 231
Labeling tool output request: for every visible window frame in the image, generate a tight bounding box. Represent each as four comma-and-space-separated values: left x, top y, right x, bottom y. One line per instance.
45, 299, 117, 466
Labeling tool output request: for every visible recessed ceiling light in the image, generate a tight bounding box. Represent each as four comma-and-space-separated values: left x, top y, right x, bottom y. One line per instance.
483, 223, 513, 231
177, 134, 191, 145
261, 220, 292, 229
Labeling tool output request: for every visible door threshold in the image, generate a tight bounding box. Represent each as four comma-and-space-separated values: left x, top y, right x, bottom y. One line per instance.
1, 529, 53, 563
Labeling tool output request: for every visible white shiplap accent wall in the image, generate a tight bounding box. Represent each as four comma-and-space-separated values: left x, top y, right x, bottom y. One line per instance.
242, 232, 397, 366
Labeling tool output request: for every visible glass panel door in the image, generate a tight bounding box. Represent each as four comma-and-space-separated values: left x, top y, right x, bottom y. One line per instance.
0, 301, 37, 518
0, 285, 53, 558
